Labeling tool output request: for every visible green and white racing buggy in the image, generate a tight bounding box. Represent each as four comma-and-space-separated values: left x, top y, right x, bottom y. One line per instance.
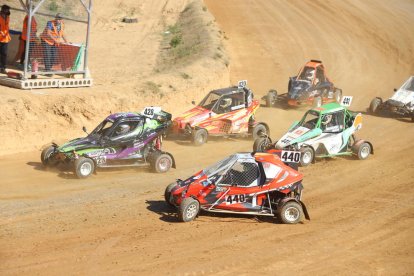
253, 103, 374, 166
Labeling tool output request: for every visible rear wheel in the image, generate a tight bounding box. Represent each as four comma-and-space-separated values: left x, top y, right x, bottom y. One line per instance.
299, 147, 313, 167
74, 157, 95, 179
192, 129, 208, 146
164, 182, 177, 207
352, 142, 371, 160
252, 124, 268, 140
253, 137, 272, 152
178, 197, 200, 222
313, 96, 322, 108
277, 201, 303, 224
265, 90, 277, 107
151, 152, 172, 173
369, 98, 382, 114
334, 88, 342, 103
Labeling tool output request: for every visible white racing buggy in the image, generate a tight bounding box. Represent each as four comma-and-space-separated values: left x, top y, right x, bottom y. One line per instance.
253, 102, 374, 166
369, 76, 414, 121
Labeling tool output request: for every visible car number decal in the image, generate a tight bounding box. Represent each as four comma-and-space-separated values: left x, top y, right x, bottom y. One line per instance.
341, 96, 353, 107
281, 150, 301, 163
238, 80, 247, 89
225, 194, 246, 205
141, 106, 161, 118
95, 156, 106, 165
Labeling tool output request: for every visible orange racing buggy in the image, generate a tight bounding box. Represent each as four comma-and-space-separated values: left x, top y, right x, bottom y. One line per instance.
265, 60, 342, 108
165, 151, 310, 224
171, 81, 269, 145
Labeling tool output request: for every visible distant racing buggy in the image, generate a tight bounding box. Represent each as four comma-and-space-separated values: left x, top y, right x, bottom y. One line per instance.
41, 107, 176, 178
165, 152, 310, 224
253, 103, 373, 166
264, 60, 342, 108
170, 81, 269, 146
369, 76, 414, 121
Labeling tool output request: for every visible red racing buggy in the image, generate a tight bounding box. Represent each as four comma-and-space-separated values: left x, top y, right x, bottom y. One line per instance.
170, 81, 269, 146
165, 152, 310, 224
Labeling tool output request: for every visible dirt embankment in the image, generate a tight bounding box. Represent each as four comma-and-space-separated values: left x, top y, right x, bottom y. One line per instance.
0, 0, 229, 155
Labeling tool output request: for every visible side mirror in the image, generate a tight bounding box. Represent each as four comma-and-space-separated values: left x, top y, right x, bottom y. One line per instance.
393, 88, 397, 92
82, 126, 88, 134
191, 100, 196, 105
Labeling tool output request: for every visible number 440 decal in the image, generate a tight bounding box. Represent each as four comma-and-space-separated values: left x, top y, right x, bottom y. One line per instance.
280, 150, 301, 163
225, 194, 247, 205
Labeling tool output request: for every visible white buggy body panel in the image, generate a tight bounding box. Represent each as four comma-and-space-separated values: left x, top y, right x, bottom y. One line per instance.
298, 133, 344, 155
389, 76, 414, 107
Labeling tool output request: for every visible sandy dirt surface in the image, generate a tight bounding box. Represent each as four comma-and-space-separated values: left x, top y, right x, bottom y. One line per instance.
1, 0, 414, 275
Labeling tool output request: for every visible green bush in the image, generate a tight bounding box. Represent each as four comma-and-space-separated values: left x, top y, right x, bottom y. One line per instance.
170, 35, 182, 48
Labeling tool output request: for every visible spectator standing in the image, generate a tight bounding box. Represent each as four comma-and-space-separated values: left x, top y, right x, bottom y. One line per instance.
0, 5, 11, 74
40, 13, 67, 75
20, 15, 38, 66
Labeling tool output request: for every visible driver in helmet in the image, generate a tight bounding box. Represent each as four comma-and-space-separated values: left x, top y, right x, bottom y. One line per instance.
115, 124, 130, 136
306, 69, 315, 81
321, 114, 333, 131
219, 97, 232, 113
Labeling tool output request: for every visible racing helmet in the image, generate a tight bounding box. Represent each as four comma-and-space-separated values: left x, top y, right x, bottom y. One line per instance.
322, 114, 332, 125
115, 124, 130, 135
306, 69, 315, 80
220, 98, 232, 109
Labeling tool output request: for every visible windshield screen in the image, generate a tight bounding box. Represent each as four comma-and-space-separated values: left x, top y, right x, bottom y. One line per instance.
91, 120, 114, 137
203, 154, 238, 177
199, 92, 221, 110
300, 110, 319, 129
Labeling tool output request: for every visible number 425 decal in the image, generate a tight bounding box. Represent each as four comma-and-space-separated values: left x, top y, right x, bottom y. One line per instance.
225, 194, 247, 205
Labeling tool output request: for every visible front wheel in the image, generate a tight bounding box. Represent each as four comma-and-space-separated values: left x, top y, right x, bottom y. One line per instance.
352, 142, 371, 160
253, 137, 272, 152
277, 201, 303, 224
334, 88, 342, 103
178, 197, 200, 222
312, 96, 322, 108
164, 182, 177, 207
369, 97, 382, 114
192, 129, 208, 146
151, 152, 173, 173
41, 145, 58, 167
265, 90, 277, 107
252, 124, 268, 140
74, 157, 95, 179
299, 147, 313, 167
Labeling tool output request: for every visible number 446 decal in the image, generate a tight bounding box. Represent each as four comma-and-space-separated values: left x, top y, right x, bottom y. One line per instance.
280, 150, 301, 163
225, 194, 247, 205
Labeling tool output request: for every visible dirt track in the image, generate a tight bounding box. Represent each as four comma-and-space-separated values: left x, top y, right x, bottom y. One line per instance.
1, 0, 414, 274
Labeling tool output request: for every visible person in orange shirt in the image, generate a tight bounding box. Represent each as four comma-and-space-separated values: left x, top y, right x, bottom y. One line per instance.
0, 5, 11, 74
40, 13, 67, 75
20, 15, 38, 66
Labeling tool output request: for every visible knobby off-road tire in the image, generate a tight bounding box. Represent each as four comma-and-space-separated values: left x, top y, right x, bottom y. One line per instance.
41, 145, 58, 167
277, 201, 303, 224
334, 88, 342, 103
299, 147, 314, 167
74, 157, 95, 179
252, 124, 268, 140
313, 96, 322, 108
253, 137, 272, 152
192, 129, 208, 146
266, 90, 277, 107
369, 98, 382, 114
151, 152, 173, 173
352, 142, 371, 160
164, 182, 177, 207
178, 197, 200, 222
